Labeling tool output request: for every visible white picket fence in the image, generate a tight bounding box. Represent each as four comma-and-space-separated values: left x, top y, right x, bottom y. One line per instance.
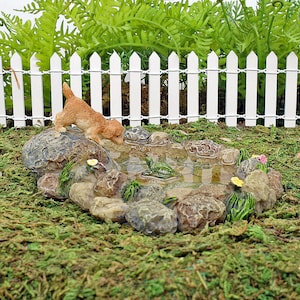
0, 50, 299, 128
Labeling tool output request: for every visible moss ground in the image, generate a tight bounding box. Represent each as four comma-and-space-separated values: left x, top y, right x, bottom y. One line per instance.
0, 120, 299, 299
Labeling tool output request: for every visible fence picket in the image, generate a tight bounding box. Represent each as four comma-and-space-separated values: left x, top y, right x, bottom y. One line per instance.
187, 51, 199, 122
110, 52, 122, 122
11, 53, 26, 127
206, 51, 219, 122
168, 52, 180, 124
30, 54, 44, 126
70, 52, 82, 98
264, 51, 278, 127
129, 52, 142, 127
89, 52, 103, 113
0, 51, 299, 128
225, 51, 238, 126
0, 57, 6, 127
148, 52, 161, 125
245, 51, 258, 126
284, 52, 298, 128
50, 53, 63, 120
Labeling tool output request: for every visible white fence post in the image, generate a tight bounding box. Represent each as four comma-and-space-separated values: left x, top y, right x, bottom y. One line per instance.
129, 52, 142, 127
30, 54, 44, 126
1, 51, 299, 128
0, 57, 6, 127
148, 52, 161, 125
110, 52, 122, 122
225, 51, 238, 126
187, 51, 199, 122
89, 52, 103, 113
206, 51, 219, 122
245, 51, 258, 126
284, 52, 298, 128
70, 52, 82, 98
50, 53, 63, 121
168, 52, 180, 124
11, 53, 26, 127
264, 51, 278, 127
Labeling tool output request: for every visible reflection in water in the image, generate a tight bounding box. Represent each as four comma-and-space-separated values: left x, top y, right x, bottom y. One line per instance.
104, 140, 236, 186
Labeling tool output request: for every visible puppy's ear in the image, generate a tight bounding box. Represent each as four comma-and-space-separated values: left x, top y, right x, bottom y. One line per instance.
101, 126, 114, 139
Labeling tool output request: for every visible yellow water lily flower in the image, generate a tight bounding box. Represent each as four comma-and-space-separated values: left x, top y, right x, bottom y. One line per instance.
87, 159, 99, 167
231, 176, 244, 187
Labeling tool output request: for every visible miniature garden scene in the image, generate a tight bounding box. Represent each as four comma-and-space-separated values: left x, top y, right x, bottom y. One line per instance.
1, 0, 300, 299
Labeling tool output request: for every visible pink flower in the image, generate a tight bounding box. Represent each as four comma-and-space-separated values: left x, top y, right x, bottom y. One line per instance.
258, 154, 267, 164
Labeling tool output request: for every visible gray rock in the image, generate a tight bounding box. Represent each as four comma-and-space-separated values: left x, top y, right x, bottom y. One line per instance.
90, 197, 129, 223
175, 193, 226, 232
124, 126, 151, 144
236, 157, 259, 180
241, 169, 277, 214
22, 127, 113, 178
125, 199, 178, 235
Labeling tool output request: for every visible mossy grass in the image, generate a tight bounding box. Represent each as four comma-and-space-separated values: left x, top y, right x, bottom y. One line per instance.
0, 121, 299, 299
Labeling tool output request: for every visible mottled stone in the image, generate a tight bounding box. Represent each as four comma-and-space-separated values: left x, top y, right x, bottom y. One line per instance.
94, 169, 128, 197
134, 185, 166, 202
267, 169, 284, 199
125, 199, 178, 235
149, 132, 172, 146
165, 187, 194, 201
184, 139, 225, 158
22, 127, 113, 178
124, 126, 151, 144
193, 184, 232, 203
175, 193, 226, 232
219, 148, 240, 165
37, 173, 64, 199
242, 170, 277, 214
69, 182, 95, 211
90, 197, 129, 223
236, 157, 259, 180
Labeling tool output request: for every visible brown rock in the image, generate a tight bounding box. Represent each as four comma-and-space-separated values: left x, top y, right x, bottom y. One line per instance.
242, 170, 277, 214
175, 193, 226, 232
191, 183, 232, 203
90, 197, 129, 223
94, 169, 128, 197
69, 182, 95, 210
267, 169, 284, 199
218, 148, 240, 165
37, 172, 64, 199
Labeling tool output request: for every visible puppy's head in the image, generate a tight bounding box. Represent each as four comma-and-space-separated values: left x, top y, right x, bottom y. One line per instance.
101, 120, 124, 144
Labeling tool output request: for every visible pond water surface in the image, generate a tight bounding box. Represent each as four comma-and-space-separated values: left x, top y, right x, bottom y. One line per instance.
103, 140, 236, 188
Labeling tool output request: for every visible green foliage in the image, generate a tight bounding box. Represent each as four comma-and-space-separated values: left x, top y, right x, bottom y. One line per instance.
121, 180, 141, 202
226, 192, 256, 222
58, 160, 75, 198
237, 148, 251, 166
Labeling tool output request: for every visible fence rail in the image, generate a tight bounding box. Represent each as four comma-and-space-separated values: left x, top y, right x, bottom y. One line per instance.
0, 51, 299, 128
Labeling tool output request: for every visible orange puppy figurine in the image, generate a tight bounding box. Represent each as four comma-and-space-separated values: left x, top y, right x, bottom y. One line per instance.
55, 82, 124, 145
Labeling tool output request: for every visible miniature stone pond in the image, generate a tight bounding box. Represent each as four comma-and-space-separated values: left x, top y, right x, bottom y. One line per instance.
22, 126, 284, 235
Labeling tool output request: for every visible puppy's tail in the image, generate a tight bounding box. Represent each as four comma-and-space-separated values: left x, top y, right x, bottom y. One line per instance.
62, 82, 75, 100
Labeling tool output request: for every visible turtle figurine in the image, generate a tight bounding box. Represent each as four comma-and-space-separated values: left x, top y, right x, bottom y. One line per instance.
143, 157, 176, 179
